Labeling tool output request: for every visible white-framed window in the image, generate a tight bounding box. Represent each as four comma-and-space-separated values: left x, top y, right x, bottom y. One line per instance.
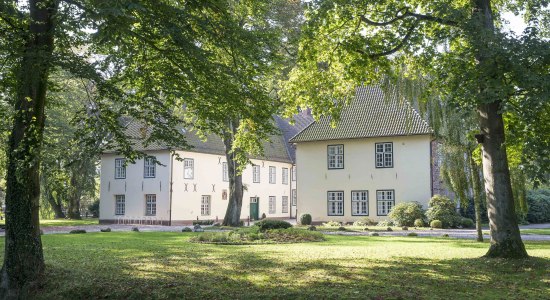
145, 194, 157, 216
376, 142, 393, 168
269, 166, 276, 184
144, 157, 156, 178
184, 158, 194, 179
327, 191, 344, 216
352, 191, 369, 216
253, 165, 260, 183
292, 166, 296, 181
377, 190, 395, 216
282, 168, 289, 185
282, 196, 289, 213
222, 162, 228, 182
115, 158, 126, 179
115, 195, 125, 215
291, 189, 297, 206
201, 195, 211, 216
269, 196, 276, 214
328, 145, 344, 169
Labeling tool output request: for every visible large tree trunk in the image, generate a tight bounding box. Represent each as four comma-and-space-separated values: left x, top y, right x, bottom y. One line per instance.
44, 189, 66, 219
221, 120, 244, 226
0, 1, 57, 298
468, 152, 483, 242
67, 164, 82, 219
472, 0, 527, 258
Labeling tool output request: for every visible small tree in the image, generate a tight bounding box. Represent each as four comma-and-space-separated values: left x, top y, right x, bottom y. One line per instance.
388, 202, 425, 227
426, 195, 461, 228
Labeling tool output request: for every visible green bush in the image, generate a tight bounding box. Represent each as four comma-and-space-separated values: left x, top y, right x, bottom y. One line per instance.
100, 228, 111, 232
388, 201, 425, 226
430, 220, 443, 229
407, 232, 418, 237
376, 220, 394, 227
353, 217, 377, 227
338, 226, 347, 231
190, 227, 324, 244
414, 219, 424, 227
132, 227, 139, 232
182, 227, 192, 232
460, 218, 475, 228
526, 189, 550, 223
370, 232, 379, 236
69, 229, 86, 234
402, 226, 408, 231
254, 219, 292, 231
322, 221, 341, 227
261, 213, 267, 220
88, 200, 100, 218
426, 195, 461, 228
193, 220, 214, 225
307, 225, 317, 231
299, 214, 312, 225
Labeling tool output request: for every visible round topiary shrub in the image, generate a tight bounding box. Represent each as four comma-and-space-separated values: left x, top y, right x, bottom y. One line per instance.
388, 201, 425, 226
370, 232, 379, 236
407, 232, 418, 237
307, 225, 317, 231
441, 234, 449, 238
100, 228, 111, 232
426, 195, 461, 228
299, 213, 312, 225
69, 229, 86, 234
254, 219, 292, 232
338, 226, 347, 231
182, 227, 192, 232
461, 218, 475, 228
363, 227, 370, 231
387, 227, 393, 232
414, 218, 425, 227
402, 226, 408, 231
430, 220, 443, 229
132, 227, 140, 232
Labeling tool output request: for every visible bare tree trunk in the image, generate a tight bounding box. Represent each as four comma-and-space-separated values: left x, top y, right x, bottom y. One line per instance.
1, 1, 57, 297
469, 152, 483, 242
45, 190, 66, 219
67, 165, 82, 219
472, 0, 527, 258
221, 120, 244, 226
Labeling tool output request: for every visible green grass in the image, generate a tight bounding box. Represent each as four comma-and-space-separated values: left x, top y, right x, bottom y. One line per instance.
0, 233, 548, 299
0, 218, 98, 227
482, 228, 550, 236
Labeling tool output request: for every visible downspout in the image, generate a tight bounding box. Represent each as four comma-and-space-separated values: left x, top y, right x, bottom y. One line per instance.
169, 151, 174, 226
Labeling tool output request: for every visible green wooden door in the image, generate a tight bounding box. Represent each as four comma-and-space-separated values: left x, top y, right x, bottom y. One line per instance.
250, 197, 259, 220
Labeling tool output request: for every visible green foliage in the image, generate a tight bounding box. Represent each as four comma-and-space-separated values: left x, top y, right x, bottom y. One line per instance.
299, 213, 312, 225
88, 200, 100, 218
100, 228, 111, 233
526, 189, 550, 223
254, 219, 292, 231
430, 220, 443, 229
193, 220, 215, 226
460, 218, 475, 229
353, 217, 377, 227
69, 230, 86, 234
322, 221, 341, 227
414, 219, 425, 227
191, 227, 324, 244
261, 213, 267, 220
376, 220, 394, 227
182, 227, 193, 233
426, 195, 461, 228
388, 202, 425, 227
132, 227, 140, 232
407, 232, 418, 237
307, 225, 317, 231
337, 226, 347, 231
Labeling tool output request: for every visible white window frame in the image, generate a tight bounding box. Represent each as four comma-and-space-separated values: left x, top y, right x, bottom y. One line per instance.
222, 162, 228, 182
282, 196, 289, 213
269, 196, 276, 214
376, 142, 393, 168
115, 158, 126, 179
201, 195, 211, 216
253, 165, 260, 183
145, 194, 157, 216
115, 195, 125, 215
184, 158, 194, 179
327, 145, 344, 169
282, 168, 289, 185
144, 157, 156, 178
291, 189, 297, 206
351, 191, 369, 216
269, 166, 276, 184
377, 190, 395, 216
327, 191, 344, 216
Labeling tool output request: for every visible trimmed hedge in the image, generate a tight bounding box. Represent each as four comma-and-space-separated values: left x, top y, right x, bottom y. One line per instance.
299, 214, 312, 225
254, 219, 292, 231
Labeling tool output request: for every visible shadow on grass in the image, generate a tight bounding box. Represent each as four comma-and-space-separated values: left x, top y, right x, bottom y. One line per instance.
11, 232, 549, 299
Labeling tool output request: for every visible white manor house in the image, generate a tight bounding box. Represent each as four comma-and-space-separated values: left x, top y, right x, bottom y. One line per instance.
99, 86, 438, 224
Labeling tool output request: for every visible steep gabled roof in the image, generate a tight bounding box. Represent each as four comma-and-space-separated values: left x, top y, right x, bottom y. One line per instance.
290, 86, 432, 143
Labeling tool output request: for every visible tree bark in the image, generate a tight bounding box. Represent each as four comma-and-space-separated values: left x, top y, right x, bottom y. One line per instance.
1, 1, 57, 298
221, 120, 244, 226
472, 0, 527, 258
67, 164, 82, 219
468, 152, 483, 242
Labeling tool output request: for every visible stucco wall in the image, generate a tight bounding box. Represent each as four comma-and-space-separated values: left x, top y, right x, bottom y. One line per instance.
295, 135, 432, 223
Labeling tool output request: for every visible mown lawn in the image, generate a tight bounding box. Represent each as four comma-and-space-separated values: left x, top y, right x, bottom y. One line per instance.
0, 218, 99, 227
0, 233, 548, 299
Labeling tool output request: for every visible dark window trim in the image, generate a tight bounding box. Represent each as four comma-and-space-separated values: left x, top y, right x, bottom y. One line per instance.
145, 194, 157, 216
327, 190, 344, 216
115, 194, 125, 215
351, 190, 369, 216
375, 142, 394, 169
327, 144, 344, 170
376, 189, 395, 216
144, 157, 156, 178
114, 158, 126, 179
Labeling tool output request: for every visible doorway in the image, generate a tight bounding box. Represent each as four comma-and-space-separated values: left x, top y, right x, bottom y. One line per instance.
250, 197, 259, 220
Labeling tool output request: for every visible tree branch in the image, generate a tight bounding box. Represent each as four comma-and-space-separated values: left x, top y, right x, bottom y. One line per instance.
357, 20, 419, 58
360, 7, 458, 27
